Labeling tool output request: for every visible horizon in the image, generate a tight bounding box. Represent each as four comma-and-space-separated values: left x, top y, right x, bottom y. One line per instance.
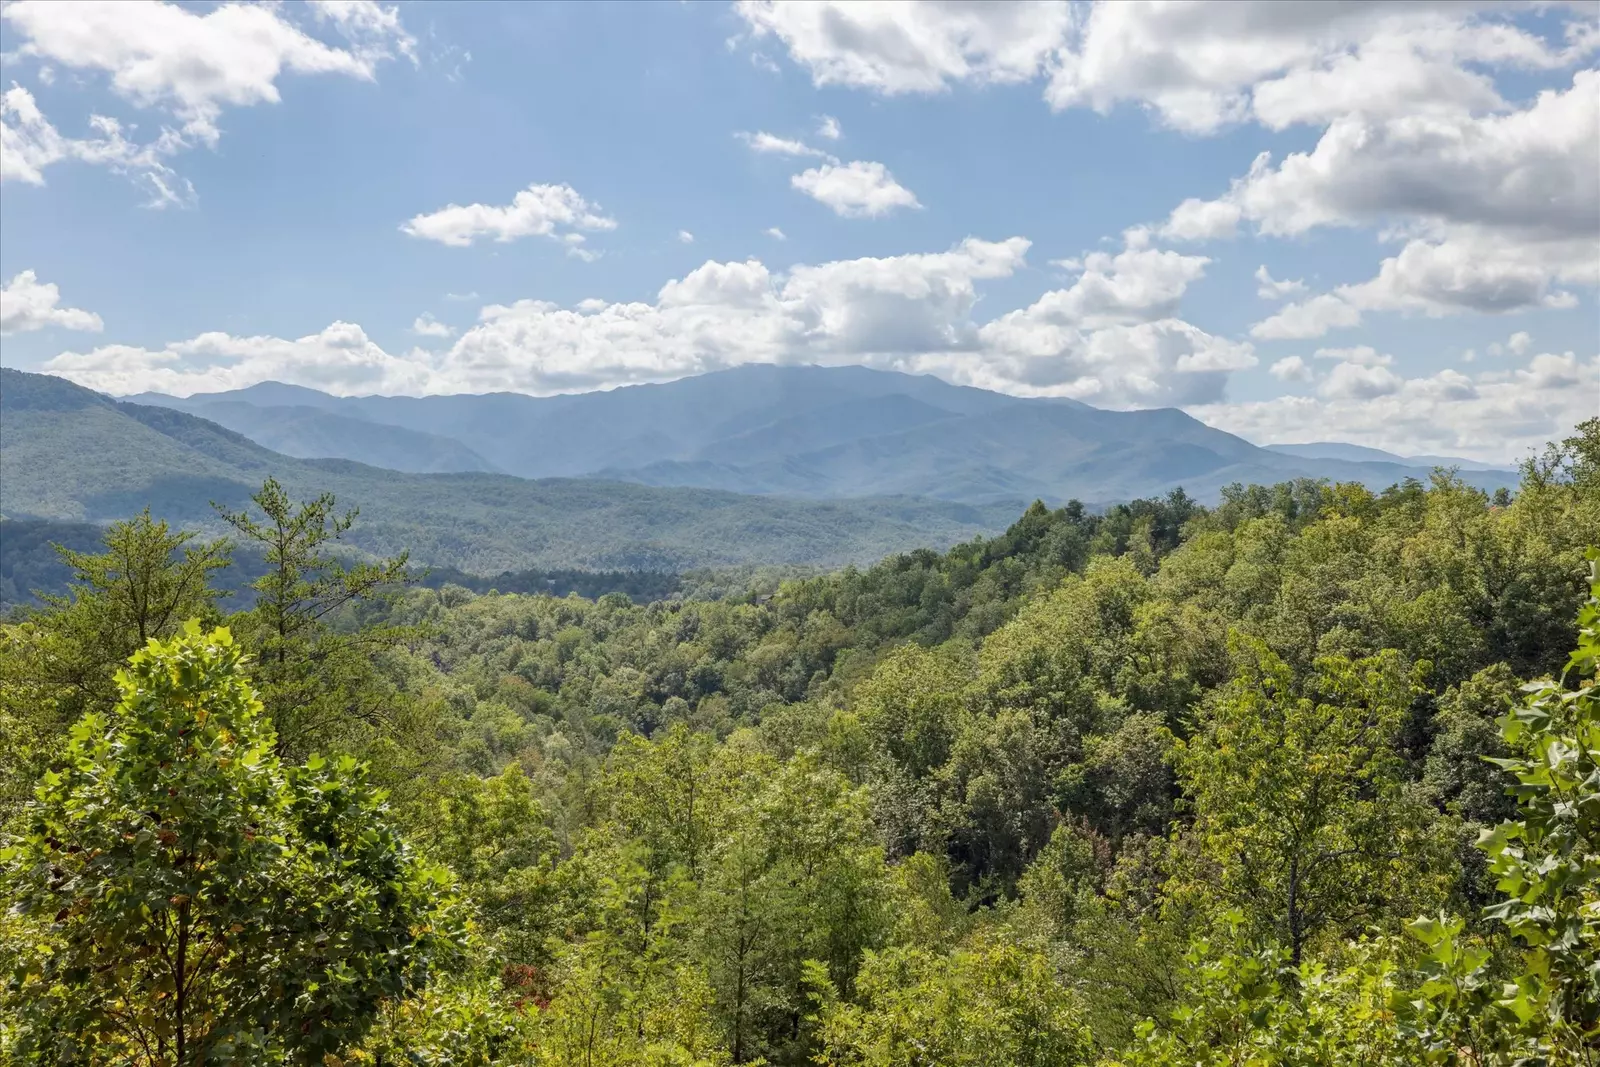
0, 1, 1595, 466
4, 360, 1526, 468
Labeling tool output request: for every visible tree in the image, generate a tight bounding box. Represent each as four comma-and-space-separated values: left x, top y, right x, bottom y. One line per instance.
0, 512, 229, 822
1407, 548, 1600, 1064
409, 765, 560, 967
1174, 639, 1448, 963
1109, 930, 1417, 1066
216, 478, 412, 757
1, 623, 462, 1064
807, 934, 1095, 1067
47, 509, 232, 650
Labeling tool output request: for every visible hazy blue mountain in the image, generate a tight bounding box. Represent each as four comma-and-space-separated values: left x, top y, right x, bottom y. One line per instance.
121, 364, 1519, 504
1265, 441, 1513, 473
164, 400, 501, 473
1, 368, 1016, 573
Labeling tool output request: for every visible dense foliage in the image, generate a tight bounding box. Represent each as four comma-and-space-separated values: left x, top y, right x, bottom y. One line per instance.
1, 420, 1596, 1064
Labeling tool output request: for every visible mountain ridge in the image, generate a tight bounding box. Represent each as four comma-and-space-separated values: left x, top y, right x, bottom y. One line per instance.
1, 367, 1020, 573
121, 364, 1518, 502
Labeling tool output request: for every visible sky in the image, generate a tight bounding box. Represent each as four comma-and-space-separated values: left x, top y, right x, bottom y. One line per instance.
0, 0, 1596, 464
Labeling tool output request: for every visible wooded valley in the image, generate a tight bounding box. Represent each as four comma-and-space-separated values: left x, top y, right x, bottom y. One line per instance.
1, 420, 1596, 1064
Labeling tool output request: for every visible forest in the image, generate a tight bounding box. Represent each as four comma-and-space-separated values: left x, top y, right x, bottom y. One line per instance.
1, 419, 1596, 1065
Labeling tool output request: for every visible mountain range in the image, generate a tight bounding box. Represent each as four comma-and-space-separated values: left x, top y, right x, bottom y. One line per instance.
126, 364, 1517, 504
3, 365, 1520, 576
0, 368, 1014, 573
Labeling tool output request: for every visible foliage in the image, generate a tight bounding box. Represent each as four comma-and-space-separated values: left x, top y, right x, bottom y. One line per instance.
0, 623, 463, 1064
1404, 547, 1600, 1064
1174, 641, 1449, 962
807, 934, 1096, 1067
216, 478, 413, 758
1, 425, 1596, 1063
1109, 931, 1419, 1066
0, 513, 230, 824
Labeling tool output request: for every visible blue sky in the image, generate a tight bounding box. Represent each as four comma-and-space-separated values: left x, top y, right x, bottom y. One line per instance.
1, 0, 1596, 463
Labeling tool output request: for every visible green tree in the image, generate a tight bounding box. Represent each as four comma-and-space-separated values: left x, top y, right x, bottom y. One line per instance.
1174, 639, 1448, 963
1407, 548, 1600, 1063
1109, 930, 1418, 1066
0, 512, 229, 822
1, 623, 462, 1064
216, 478, 411, 757
409, 765, 560, 966
807, 934, 1095, 1067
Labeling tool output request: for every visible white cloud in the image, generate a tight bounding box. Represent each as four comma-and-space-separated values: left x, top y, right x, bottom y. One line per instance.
1, 83, 194, 205
401, 183, 617, 251
0, 269, 104, 335
737, 130, 833, 159
308, 0, 418, 67
44, 320, 437, 397
1508, 330, 1532, 356
1172, 69, 1599, 320
678, 230, 695, 244
972, 236, 1250, 405
791, 160, 921, 218
1049, 3, 1591, 134
735, 1, 1593, 139
1160, 197, 1240, 241
816, 114, 841, 139
1195, 351, 1598, 463
1250, 294, 1363, 340
1314, 345, 1391, 367
1320, 360, 1402, 400
2, 0, 414, 146
1268, 355, 1311, 382
736, 0, 1071, 94
443, 291, 479, 302
1255, 265, 1306, 300
765, 227, 787, 240
411, 313, 454, 339
42, 234, 1248, 408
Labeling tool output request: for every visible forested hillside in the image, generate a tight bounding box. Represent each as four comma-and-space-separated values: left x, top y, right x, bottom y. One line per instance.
127, 363, 1517, 503
0, 368, 1014, 573
1, 421, 1595, 1064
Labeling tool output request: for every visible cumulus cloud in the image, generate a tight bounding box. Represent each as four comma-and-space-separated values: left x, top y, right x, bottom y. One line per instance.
816, 114, 841, 140
1319, 360, 1402, 400
401, 183, 617, 252
678, 230, 695, 244
737, 2, 1592, 134
737, 3, 1598, 326
1160, 197, 1240, 241
1194, 351, 1598, 463
1180, 69, 1599, 326
43, 321, 437, 397
1508, 330, 1532, 356
1, 1, 415, 199
791, 160, 921, 218
410, 313, 454, 339
1048, 3, 1590, 133
42, 234, 1248, 408
1255, 265, 1307, 300
1314, 345, 1391, 367
2, 0, 412, 148
765, 227, 786, 240
736, 0, 1071, 94
0, 269, 104, 335
1250, 294, 1363, 340
1268, 356, 1312, 382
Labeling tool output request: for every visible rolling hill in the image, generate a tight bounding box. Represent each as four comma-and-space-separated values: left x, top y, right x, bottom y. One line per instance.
128, 363, 1518, 503
0, 368, 1015, 573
